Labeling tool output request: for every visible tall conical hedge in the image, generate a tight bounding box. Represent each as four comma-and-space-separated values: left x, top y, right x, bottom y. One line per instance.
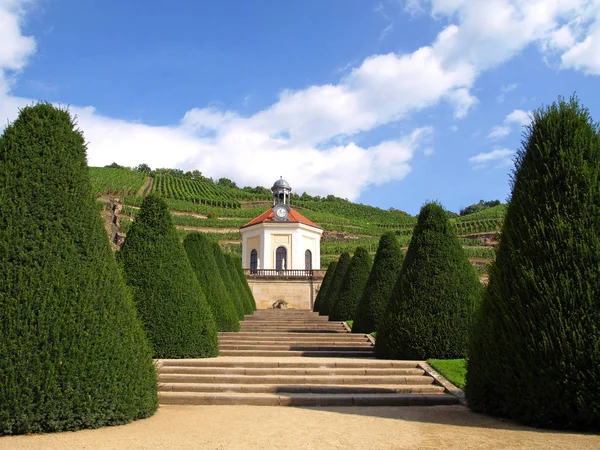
0, 104, 157, 435
118, 195, 218, 358
319, 252, 351, 317
213, 244, 245, 320
352, 233, 404, 333
376, 202, 481, 360
329, 248, 373, 321
466, 96, 600, 430
183, 233, 240, 332
313, 261, 337, 313
226, 253, 254, 315
231, 254, 257, 311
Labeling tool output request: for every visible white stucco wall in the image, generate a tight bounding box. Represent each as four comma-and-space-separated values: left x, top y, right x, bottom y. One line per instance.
241, 221, 323, 270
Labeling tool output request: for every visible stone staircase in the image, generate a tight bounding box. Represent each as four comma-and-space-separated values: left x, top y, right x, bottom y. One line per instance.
158, 309, 460, 406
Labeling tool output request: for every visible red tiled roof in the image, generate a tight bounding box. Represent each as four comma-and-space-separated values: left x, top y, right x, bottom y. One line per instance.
241, 207, 322, 230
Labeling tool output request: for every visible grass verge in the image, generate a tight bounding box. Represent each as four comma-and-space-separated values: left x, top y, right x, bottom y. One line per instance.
427, 359, 466, 389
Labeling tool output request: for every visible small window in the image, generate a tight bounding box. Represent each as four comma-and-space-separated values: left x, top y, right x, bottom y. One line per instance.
305, 249, 312, 270
276, 246, 287, 270
250, 249, 258, 270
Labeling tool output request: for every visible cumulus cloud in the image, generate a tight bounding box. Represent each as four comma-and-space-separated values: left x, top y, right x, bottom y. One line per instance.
2, 0, 600, 200
488, 109, 531, 139
469, 147, 515, 170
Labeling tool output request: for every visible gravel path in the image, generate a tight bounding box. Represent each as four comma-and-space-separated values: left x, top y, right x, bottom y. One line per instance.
1, 404, 598, 450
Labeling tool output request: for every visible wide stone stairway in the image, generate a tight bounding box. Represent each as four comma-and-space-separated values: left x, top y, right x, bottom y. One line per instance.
158, 309, 460, 406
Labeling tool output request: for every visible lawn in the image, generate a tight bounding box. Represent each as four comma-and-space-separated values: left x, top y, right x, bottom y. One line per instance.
427, 359, 466, 389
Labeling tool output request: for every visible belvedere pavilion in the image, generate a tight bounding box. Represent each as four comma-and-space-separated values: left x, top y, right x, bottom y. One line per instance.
240, 178, 326, 309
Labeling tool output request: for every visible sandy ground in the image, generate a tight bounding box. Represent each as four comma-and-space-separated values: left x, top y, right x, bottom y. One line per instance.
1, 404, 598, 450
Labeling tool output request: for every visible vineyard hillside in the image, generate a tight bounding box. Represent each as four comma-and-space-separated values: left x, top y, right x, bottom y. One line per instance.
93, 167, 504, 271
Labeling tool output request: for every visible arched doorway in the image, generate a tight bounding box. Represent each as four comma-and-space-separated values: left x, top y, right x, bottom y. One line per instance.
250, 249, 258, 272
276, 246, 287, 270
305, 249, 312, 270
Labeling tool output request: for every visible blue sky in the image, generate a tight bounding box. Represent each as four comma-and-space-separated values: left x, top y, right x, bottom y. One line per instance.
1, 0, 600, 215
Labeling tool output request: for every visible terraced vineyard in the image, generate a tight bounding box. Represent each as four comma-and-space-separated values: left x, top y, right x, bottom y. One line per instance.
92, 167, 504, 269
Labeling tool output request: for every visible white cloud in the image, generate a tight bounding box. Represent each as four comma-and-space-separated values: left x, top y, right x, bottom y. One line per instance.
469, 147, 514, 169
488, 126, 511, 139
504, 109, 530, 126
488, 108, 530, 139
496, 82, 518, 102
3, 0, 600, 201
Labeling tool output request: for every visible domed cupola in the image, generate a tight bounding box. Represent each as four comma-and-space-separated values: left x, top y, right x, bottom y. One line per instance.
271, 177, 292, 206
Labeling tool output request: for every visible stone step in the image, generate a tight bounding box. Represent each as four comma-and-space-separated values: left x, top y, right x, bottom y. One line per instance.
158, 373, 431, 385
218, 350, 375, 357
160, 382, 444, 394
239, 328, 348, 332
218, 344, 373, 351
219, 332, 361, 338
160, 366, 421, 376
218, 334, 367, 342
158, 359, 419, 369
218, 341, 373, 348
158, 391, 459, 406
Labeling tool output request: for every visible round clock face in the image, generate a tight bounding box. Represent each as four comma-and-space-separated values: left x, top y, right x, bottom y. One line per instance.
275, 206, 288, 218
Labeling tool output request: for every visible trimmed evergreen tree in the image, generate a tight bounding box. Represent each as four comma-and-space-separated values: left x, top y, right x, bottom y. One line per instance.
466, 96, 600, 430
118, 194, 218, 358
183, 233, 240, 332
376, 202, 481, 360
0, 104, 157, 435
313, 261, 337, 313
319, 252, 351, 317
329, 248, 373, 321
226, 253, 254, 315
213, 244, 245, 320
231, 255, 257, 311
352, 232, 404, 333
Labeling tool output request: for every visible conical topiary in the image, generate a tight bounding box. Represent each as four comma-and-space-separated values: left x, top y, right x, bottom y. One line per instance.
212, 244, 245, 320
313, 261, 337, 313
0, 104, 157, 435
226, 253, 254, 315
376, 202, 481, 360
466, 96, 600, 430
231, 254, 257, 311
329, 248, 373, 321
183, 233, 240, 332
117, 194, 218, 358
352, 233, 404, 333
319, 252, 351, 317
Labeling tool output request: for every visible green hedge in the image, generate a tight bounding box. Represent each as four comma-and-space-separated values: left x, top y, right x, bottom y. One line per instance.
329, 248, 372, 321
226, 253, 254, 315
231, 255, 257, 311
213, 244, 245, 320
313, 261, 337, 313
183, 233, 240, 332
376, 202, 481, 360
466, 96, 600, 430
319, 252, 351, 317
352, 233, 404, 333
118, 194, 218, 358
0, 104, 157, 435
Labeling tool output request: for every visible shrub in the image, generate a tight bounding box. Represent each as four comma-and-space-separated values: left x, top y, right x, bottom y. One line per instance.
226, 253, 254, 315
313, 262, 337, 312
212, 244, 245, 320
319, 252, 351, 317
231, 255, 257, 311
183, 233, 240, 332
353, 233, 404, 333
117, 194, 218, 358
375, 202, 481, 360
0, 104, 157, 435
329, 248, 373, 321
466, 96, 600, 430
